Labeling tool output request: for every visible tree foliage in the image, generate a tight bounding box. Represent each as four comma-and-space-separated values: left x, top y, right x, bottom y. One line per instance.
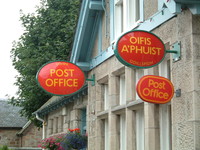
10, 0, 81, 126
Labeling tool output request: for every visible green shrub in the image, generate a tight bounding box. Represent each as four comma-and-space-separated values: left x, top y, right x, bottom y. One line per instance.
0, 145, 13, 150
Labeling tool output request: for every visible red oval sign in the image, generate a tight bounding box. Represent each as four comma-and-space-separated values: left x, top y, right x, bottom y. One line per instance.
114, 30, 166, 68
136, 75, 174, 104
36, 61, 85, 96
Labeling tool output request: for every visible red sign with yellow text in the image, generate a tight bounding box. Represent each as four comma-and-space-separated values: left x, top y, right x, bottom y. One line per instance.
114, 30, 166, 68
36, 61, 85, 96
136, 75, 174, 104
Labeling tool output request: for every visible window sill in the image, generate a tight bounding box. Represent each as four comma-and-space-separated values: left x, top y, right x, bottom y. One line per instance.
111, 104, 126, 114
97, 110, 109, 119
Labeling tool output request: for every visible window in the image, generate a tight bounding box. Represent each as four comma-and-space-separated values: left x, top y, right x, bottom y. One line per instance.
120, 74, 126, 105
111, 0, 143, 41
120, 114, 126, 150
104, 84, 109, 110
136, 109, 144, 150
114, 0, 124, 38
127, 0, 140, 29
159, 104, 172, 150
48, 119, 53, 135
159, 59, 170, 79
80, 108, 87, 134
104, 119, 109, 150
53, 117, 58, 134
159, 56, 172, 150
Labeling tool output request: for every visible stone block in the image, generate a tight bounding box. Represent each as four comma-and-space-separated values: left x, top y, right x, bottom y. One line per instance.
144, 128, 160, 150
177, 10, 192, 39
174, 122, 194, 150
192, 15, 200, 34
70, 109, 80, 121
144, 103, 159, 128
193, 90, 200, 120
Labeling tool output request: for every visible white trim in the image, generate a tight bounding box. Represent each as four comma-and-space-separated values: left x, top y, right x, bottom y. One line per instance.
104, 119, 109, 150
136, 109, 144, 150
104, 84, 109, 110
159, 104, 172, 150
120, 114, 126, 150
112, 0, 144, 41
120, 74, 126, 105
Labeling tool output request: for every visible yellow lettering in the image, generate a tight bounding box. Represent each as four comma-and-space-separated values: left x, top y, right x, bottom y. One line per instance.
50, 69, 55, 77
142, 88, 169, 99
121, 45, 129, 53
146, 38, 151, 45
148, 79, 166, 89
46, 78, 53, 86
45, 78, 79, 87
129, 37, 137, 44
56, 69, 64, 77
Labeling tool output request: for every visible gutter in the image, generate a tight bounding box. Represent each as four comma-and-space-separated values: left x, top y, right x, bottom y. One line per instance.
17, 121, 32, 136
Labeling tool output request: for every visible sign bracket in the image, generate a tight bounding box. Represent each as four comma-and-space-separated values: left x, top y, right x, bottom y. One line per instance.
166, 42, 181, 62
86, 74, 95, 86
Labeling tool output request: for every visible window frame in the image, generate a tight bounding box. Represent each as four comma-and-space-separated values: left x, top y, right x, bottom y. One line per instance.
119, 73, 126, 105
136, 109, 144, 150
120, 113, 126, 150
110, 0, 144, 42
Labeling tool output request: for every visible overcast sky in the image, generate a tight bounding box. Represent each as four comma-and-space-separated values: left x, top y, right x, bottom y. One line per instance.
0, 0, 41, 99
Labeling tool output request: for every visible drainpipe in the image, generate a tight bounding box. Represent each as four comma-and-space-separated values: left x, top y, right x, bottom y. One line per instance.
36, 113, 45, 139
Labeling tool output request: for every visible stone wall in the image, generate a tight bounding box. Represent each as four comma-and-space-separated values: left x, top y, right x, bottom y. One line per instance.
20, 123, 42, 147
0, 129, 20, 147
86, 4, 200, 150
0, 123, 42, 149
44, 95, 88, 138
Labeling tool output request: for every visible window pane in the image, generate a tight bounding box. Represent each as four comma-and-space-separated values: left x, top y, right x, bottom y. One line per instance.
159, 104, 172, 150
115, 0, 123, 38
104, 84, 109, 110
120, 114, 126, 150
120, 74, 126, 104
136, 109, 144, 150
104, 119, 109, 150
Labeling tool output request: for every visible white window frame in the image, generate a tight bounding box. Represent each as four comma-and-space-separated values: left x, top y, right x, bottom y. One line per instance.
136, 109, 144, 150
104, 119, 109, 150
159, 104, 172, 150
114, 0, 124, 38
104, 84, 109, 110
111, 0, 144, 42
120, 74, 126, 105
159, 57, 172, 150
159, 58, 170, 78
120, 114, 126, 150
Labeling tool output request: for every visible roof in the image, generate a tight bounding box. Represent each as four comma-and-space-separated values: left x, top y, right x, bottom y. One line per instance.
0, 100, 28, 128
34, 85, 88, 117
70, 0, 200, 72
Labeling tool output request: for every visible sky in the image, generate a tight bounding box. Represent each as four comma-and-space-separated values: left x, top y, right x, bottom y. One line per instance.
0, 0, 41, 99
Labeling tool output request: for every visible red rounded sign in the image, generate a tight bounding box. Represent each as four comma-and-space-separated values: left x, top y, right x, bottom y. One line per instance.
136, 75, 174, 104
114, 30, 166, 68
36, 61, 85, 95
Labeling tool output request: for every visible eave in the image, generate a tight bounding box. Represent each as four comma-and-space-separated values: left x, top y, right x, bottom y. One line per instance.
34, 85, 88, 118
70, 0, 200, 72
70, 0, 103, 71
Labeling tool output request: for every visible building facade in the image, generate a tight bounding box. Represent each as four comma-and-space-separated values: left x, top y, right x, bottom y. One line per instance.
0, 100, 42, 149
36, 0, 200, 150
